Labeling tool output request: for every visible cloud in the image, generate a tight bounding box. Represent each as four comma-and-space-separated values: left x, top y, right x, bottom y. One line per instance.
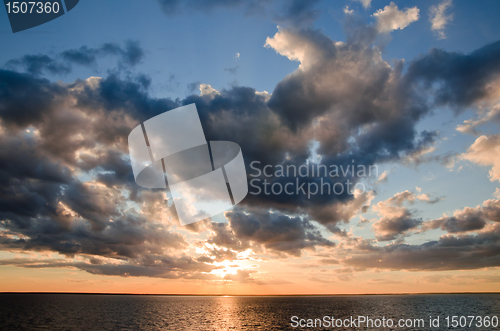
0, 70, 194, 277
373, 212, 422, 241
429, 0, 454, 39
461, 134, 500, 182
5, 40, 144, 76
227, 208, 335, 256
385, 190, 438, 206
1, 19, 500, 280
64, 40, 145, 67
343, 6, 354, 15
371, 190, 439, 241
345, 224, 500, 271
373, 2, 419, 33
264, 26, 437, 171
376, 170, 388, 184
423, 199, 500, 234
198, 83, 221, 97
4, 55, 70, 76
405, 40, 500, 110
224, 66, 239, 74
186, 81, 202, 93
206, 222, 248, 252
0, 66, 345, 268
424, 210, 484, 234
456, 104, 500, 135
308, 189, 374, 228
354, 0, 371, 9
0, 256, 218, 279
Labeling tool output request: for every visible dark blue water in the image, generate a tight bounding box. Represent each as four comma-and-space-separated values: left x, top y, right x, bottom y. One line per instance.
0, 294, 498, 330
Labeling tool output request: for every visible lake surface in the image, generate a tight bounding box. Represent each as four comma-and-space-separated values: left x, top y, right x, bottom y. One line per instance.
0, 293, 499, 330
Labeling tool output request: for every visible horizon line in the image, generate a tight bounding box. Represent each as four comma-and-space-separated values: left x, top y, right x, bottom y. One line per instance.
1, 291, 499, 296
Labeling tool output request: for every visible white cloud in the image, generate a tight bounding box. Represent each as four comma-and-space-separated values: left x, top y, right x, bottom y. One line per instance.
461, 134, 500, 183
354, 0, 372, 9
376, 170, 388, 184
235, 52, 240, 59
265, 27, 327, 70
255, 90, 271, 102
344, 6, 354, 15
402, 145, 436, 165
456, 103, 500, 135
373, 2, 420, 33
429, 0, 454, 39
199, 83, 220, 97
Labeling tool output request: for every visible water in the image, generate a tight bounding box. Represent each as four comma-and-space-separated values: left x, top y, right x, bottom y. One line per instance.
0, 294, 499, 330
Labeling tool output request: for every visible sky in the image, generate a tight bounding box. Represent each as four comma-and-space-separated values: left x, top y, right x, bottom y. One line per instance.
0, 0, 499, 295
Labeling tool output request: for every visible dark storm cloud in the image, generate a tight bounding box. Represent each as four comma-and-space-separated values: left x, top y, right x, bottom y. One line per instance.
182, 86, 305, 167
5, 55, 70, 76
345, 224, 500, 271
72, 74, 179, 123
266, 26, 389, 131
263, 30, 500, 178
60, 47, 99, 66
0, 69, 192, 274
0, 131, 186, 258
204, 218, 332, 261
373, 214, 422, 241
207, 222, 249, 251
0, 71, 160, 169
0, 132, 74, 230
265, 27, 432, 167
371, 190, 442, 241
0, 70, 67, 128
305, 191, 374, 227
0, 66, 315, 277
406, 40, 500, 109
5, 40, 145, 76
181, 85, 371, 228
425, 212, 486, 234
62, 40, 145, 67
423, 199, 500, 233
226, 208, 334, 256
0, 213, 187, 258
253, 26, 500, 227
1, 26, 451, 236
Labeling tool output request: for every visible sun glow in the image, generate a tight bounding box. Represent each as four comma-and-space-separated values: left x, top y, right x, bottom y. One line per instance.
209, 260, 241, 278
